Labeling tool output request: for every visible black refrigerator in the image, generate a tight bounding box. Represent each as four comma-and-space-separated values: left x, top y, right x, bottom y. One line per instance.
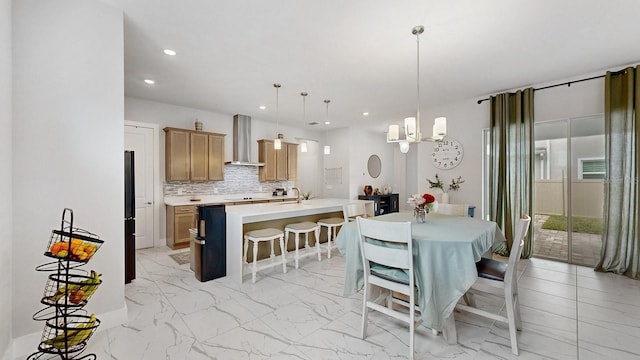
124, 151, 136, 283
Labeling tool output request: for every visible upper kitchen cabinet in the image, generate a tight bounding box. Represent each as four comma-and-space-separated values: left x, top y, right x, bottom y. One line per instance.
190, 132, 208, 181
208, 134, 224, 180
257, 139, 298, 181
164, 127, 225, 181
257, 139, 277, 181
286, 143, 298, 180
165, 128, 190, 181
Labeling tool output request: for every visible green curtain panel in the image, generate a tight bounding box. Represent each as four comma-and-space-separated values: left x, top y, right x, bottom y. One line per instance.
489, 88, 535, 258
596, 66, 640, 279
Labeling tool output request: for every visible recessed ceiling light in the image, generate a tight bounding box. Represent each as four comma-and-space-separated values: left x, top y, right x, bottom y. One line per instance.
259, 105, 266, 110
144, 79, 155, 85
363, 112, 369, 116
324, 121, 331, 125
163, 49, 176, 56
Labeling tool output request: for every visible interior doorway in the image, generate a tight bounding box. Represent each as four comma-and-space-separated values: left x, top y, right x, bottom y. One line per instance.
125, 122, 158, 249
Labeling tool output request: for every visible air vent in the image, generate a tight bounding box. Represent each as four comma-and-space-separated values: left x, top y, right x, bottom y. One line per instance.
307, 121, 319, 125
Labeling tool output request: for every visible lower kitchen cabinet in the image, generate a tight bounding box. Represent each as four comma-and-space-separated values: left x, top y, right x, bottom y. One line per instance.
166, 205, 197, 249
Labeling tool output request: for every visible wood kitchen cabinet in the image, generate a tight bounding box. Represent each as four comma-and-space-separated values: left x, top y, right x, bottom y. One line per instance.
257, 139, 298, 182
164, 127, 225, 181
166, 205, 197, 249
190, 132, 208, 180
287, 143, 298, 180
208, 134, 224, 180
165, 128, 191, 181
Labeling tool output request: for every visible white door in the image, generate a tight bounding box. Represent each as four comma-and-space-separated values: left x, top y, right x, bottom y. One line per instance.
125, 125, 155, 249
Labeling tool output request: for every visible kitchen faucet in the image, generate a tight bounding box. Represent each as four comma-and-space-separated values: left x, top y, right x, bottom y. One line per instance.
291, 187, 300, 203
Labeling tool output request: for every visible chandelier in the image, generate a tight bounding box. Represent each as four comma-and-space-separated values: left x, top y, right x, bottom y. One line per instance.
387, 25, 447, 154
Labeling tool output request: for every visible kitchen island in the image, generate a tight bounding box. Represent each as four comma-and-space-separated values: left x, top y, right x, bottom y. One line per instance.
225, 198, 373, 283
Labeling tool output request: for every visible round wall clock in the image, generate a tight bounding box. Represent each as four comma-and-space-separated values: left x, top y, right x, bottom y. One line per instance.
431, 138, 463, 169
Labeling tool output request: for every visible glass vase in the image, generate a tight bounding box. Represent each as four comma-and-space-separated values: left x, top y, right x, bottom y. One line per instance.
415, 207, 427, 223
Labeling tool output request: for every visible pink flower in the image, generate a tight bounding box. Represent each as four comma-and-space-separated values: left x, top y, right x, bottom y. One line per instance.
408, 193, 436, 209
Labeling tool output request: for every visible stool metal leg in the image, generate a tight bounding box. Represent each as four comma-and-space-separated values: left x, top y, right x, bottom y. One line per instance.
270, 239, 275, 259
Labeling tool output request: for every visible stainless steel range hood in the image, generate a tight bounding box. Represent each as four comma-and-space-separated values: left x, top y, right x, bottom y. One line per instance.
225, 114, 264, 166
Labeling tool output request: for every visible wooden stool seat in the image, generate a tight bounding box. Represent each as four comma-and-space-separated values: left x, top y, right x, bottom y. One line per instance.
243, 228, 286, 283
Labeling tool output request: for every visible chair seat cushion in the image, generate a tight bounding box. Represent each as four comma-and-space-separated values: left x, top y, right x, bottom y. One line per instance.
370, 263, 410, 285
476, 258, 506, 281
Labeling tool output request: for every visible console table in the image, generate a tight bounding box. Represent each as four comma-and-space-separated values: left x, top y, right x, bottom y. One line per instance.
357, 194, 399, 216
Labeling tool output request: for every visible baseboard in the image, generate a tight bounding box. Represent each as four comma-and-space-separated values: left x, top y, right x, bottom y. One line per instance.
11, 306, 127, 359
155, 237, 167, 248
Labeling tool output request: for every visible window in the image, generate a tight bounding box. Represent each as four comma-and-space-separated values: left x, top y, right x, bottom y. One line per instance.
579, 157, 605, 179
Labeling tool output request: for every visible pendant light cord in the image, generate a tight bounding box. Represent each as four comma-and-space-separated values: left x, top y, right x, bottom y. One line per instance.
416, 30, 421, 126
301, 92, 307, 122
274, 83, 281, 135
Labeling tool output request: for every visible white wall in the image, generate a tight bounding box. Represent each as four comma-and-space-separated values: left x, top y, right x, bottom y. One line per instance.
12, 0, 125, 346
416, 99, 489, 209
347, 128, 396, 199
321, 128, 350, 198
0, 0, 12, 358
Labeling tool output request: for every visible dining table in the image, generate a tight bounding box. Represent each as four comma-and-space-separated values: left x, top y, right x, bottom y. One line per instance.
335, 211, 506, 343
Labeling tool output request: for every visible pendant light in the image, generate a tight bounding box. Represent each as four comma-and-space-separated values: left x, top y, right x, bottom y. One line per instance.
386, 25, 447, 153
323, 99, 331, 155
273, 83, 283, 150
300, 92, 308, 153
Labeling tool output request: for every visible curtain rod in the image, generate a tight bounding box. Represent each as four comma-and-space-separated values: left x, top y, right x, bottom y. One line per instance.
475, 68, 629, 104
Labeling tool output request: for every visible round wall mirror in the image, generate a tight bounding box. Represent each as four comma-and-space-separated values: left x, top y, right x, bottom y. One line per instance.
367, 154, 382, 178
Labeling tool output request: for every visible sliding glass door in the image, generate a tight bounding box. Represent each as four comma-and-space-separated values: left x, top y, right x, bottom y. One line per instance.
533, 115, 604, 266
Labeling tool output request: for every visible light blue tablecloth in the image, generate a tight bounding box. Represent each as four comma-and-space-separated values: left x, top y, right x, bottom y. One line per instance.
336, 211, 505, 330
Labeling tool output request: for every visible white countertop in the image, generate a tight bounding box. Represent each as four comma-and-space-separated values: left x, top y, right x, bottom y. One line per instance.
164, 194, 297, 206
226, 198, 365, 223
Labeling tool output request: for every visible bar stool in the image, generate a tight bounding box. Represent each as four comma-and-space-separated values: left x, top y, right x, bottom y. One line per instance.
243, 228, 286, 283
317, 216, 345, 259
284, 222, 321, 269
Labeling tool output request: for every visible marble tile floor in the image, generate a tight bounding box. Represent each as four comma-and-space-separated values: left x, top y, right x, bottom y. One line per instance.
34, 247, 640, 360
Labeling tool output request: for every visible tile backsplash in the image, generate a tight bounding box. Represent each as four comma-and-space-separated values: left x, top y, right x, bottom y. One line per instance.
163, 164, 294, 196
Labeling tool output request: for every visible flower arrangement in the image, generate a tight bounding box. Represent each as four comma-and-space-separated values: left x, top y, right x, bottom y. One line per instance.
427, 174, 465, 193
301, 191, 312, 200
408, 193, 438, 212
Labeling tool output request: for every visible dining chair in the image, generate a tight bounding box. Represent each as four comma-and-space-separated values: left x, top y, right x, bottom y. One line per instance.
343, 202, 369, 222
455, 214, 532, 355
436, 203, 469, 217
356, 217, 422, 360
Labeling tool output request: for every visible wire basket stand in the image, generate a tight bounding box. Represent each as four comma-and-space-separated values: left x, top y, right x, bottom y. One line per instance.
28, 208, 104, 360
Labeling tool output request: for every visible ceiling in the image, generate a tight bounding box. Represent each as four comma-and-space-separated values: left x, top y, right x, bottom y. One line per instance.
119, 0, 640, 132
